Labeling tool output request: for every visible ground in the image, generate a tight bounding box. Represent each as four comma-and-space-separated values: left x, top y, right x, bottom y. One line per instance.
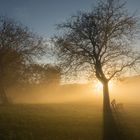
0, 102, 139, 140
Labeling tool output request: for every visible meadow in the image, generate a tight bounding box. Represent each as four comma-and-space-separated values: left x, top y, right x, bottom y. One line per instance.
0, 102, 140, 140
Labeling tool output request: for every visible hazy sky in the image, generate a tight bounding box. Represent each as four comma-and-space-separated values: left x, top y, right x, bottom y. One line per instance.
0, 0, 140, 38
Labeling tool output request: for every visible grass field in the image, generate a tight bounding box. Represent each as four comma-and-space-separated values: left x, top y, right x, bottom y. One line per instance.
0, 102, 140, 140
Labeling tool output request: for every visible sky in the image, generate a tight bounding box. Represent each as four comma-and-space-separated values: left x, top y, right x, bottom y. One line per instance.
0, 0, 140, 38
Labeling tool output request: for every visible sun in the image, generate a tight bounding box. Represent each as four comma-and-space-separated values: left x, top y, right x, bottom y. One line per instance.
93, 80, 114, 92
95, 81, 103, 91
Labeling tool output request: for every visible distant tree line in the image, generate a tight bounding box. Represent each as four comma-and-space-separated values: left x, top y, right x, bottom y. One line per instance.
22, 64, 61, 86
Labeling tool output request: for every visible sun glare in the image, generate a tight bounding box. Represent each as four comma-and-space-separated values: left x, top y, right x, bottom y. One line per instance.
95, 81, 103, 91
93, 80, 114, 93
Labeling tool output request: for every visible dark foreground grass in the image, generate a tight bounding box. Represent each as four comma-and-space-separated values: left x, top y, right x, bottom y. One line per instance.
0, 102, 139, 140
0, 102, 102, 140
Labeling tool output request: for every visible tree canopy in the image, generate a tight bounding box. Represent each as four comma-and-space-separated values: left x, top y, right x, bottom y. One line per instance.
54, 0, 140, 83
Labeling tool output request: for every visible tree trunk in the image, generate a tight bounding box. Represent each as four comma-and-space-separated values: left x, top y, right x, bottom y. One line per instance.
103, 82, 111, 114
102, 81, 120, 140
0, 86, 8, 104
0, 66, 8, 104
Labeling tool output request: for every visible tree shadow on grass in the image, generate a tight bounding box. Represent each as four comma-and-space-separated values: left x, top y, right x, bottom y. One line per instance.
103, 106, 137, 140
103, 109, 122, 140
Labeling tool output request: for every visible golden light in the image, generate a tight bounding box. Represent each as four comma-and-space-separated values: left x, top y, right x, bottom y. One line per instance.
93, 80, 114, 93
95, 81, 103, 91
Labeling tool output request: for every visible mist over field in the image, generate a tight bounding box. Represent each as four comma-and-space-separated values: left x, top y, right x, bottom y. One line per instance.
7, 75, 140, 105
0, 76, 140, 140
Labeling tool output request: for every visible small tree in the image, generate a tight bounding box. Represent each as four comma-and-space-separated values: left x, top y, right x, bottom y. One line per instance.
54, 0, 140, 114
0, 17, 44, 104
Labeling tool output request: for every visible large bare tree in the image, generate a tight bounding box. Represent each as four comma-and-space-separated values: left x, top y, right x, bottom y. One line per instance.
0, 17, 44, 104
54, 0, 140, 114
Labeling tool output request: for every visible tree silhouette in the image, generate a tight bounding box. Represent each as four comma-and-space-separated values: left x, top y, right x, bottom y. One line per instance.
54, 0, 140, 139
0, 17, 44, 104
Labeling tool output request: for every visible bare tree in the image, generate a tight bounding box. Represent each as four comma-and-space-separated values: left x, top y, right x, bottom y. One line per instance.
54, 0, 140, 114
0, 17, 44, 104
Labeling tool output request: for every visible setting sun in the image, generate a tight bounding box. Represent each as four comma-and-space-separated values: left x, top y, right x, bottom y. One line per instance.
93, 80, 114, 92
95, 81, 103, 91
